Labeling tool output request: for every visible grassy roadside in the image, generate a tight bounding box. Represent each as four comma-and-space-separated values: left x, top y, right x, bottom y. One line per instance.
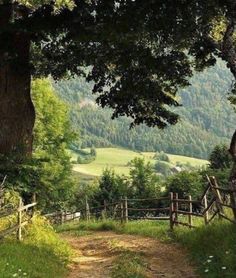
0, 215, 72, 278
57, 219, 236, 278
174, 222, 236, 277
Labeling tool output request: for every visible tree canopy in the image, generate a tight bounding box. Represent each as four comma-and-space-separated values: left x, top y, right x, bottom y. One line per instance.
2, 0, 236, 129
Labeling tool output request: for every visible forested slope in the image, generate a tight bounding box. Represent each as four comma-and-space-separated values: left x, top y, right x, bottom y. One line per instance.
54, 61, 236, 159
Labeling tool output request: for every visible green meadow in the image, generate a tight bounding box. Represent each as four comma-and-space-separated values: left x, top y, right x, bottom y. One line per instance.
72, 147, 208, 177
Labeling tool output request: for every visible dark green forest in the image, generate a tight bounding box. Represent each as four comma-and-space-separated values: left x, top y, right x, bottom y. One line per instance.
54, 60, 235, 159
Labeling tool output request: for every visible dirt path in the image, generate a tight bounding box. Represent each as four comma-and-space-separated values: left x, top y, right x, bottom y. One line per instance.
63, 231, 199, 278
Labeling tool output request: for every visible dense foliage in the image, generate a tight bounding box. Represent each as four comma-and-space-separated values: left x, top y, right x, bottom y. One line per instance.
163, 171, 204, 200
55, 61, 235, 159
0, 79, 76, 211
32, 79, 76, 211
209, 144, 233, 170
79, 158, 162, 210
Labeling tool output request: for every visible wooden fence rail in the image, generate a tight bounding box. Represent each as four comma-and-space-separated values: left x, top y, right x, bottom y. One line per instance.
44, 210, 81, 224
0, 197, 37, 241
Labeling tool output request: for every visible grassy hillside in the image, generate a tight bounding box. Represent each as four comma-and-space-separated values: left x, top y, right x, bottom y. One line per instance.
72, 148, 208, 177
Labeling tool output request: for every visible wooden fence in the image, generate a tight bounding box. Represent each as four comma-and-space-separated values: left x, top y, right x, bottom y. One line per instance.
0, 197, 37, 240
44, 211, 81, 224
80, 194, 202, 230
42, 175, 236, 230
199, 175, 236, 225
78, 175, 236, 229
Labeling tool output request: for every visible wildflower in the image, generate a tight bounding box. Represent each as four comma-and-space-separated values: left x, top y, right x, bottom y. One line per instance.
18, 269, 22, 272
23, 273, 27, 276
12, 274, 17, 277
205, 269, 209, 273
208, 255, 214, 258
222, 266, 227, 270
225, 251, 230, 255
207, 259, 212, 263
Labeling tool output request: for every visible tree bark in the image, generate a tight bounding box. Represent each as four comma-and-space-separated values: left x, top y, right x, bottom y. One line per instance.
0, 3, 35, 157
228, 130, 236, 219
221, 3, 236, 219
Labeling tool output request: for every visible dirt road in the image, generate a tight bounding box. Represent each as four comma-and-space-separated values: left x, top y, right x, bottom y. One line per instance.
63, 231, 198, 278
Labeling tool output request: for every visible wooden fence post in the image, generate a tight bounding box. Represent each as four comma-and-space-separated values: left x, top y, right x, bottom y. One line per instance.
203, 195, 209, 225
0, 175, 6, 208
120, 200, 124, 223
188, 195, 193, 228
208, 176, 224, 219
124, 197, 128, 223
85, 196, 90, 222
230, 190, 236, 221
169, 192, 174, 230
17, 197, 22, 241
174, 193, 178, 225
32, 193, 36, 217
60, 211, 64, 224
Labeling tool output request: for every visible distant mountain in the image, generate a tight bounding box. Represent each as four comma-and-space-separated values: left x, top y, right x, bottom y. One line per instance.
54, 60, 236, 159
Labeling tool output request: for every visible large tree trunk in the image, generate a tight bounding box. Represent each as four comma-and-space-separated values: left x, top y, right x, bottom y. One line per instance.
219, 3, 236, 219
0, 3, 35, 157
228, 131, 236, 219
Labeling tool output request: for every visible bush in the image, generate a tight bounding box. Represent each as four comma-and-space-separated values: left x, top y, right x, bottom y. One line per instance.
154, 151, 170, 162
77, 155, 96, 164
164, 170, 204, 199
154, 161, 172, 176
76, 148, 97, 164
24, 215, 72, 263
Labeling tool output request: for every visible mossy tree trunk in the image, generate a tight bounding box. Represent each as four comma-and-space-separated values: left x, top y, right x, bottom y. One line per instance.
0, 3, 35, 158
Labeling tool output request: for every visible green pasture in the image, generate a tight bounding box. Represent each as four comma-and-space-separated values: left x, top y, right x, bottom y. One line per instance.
72, 148, 208, 177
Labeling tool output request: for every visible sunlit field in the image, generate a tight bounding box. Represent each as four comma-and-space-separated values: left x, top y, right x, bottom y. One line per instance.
72, 147, 208, 177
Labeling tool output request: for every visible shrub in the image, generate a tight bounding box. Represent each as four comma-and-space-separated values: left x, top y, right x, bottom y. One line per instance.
154, 161, 172, 176
164, 171, 204, 199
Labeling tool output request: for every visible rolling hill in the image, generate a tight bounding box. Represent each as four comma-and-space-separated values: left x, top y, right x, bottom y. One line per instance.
54, 60, 236, 159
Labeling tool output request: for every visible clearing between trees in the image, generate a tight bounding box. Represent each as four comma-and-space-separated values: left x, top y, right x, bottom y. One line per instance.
63, 231, 198, 278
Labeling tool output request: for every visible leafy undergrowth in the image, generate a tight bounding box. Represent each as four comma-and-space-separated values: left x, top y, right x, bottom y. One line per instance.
58, 219, 236, 278
0, 215, 72, 278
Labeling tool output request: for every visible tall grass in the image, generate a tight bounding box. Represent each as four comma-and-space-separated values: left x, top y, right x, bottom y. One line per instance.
0, 215, 72, 278
174, 221, 236, 277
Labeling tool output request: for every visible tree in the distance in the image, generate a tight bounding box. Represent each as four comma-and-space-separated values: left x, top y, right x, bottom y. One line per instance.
129, 158, 161, 199
164, 171, 204, 200
209, 144, 232, 170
